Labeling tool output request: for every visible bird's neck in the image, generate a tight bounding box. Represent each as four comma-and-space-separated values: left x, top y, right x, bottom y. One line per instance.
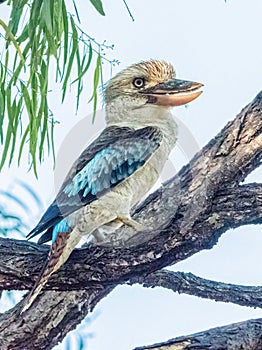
105, 99, 177, 136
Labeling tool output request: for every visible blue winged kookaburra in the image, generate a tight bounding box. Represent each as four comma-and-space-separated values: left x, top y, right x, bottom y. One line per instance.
22, 60, 203, 312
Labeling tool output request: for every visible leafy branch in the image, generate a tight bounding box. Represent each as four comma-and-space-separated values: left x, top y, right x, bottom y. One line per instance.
0, 0, 117, 175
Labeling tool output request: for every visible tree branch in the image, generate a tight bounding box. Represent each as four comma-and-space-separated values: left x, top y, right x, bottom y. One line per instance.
212, 183, 262, 227
135, 269, 262, 309
133, 318, 262, 350
0, 184, 261, 291
0, 287, 114, 350
0, 91, 261, 349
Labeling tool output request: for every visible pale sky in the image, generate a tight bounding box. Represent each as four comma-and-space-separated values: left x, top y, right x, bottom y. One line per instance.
1, 1, 262, 349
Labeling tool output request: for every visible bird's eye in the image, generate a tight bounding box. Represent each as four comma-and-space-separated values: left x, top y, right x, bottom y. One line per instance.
133, 77, 145, 89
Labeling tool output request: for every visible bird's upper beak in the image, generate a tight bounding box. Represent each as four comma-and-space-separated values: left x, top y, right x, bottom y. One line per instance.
141, 79, 204, 107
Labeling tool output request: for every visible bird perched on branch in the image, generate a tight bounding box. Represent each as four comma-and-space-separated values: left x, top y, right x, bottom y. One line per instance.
22, 60, 203, 312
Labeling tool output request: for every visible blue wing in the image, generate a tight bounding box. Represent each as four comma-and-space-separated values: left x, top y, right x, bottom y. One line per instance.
63, 138, 155, 197
27, 126, 162, 243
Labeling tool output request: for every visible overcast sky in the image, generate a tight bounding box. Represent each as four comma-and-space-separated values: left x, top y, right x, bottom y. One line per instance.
1, 1, 262, 349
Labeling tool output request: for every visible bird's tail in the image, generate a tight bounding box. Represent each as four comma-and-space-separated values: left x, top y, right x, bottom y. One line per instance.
21, 230, 80, 313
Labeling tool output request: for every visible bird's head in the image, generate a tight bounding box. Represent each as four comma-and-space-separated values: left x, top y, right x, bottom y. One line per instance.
104, 60, 203, 119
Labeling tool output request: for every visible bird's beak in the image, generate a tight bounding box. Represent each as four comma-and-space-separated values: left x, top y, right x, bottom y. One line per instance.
142, 79, 204, 107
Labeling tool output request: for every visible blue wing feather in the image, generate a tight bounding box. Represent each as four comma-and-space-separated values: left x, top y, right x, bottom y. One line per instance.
52, 218, 69, 243
27, 126, 162, 243
63, 139, 159, 198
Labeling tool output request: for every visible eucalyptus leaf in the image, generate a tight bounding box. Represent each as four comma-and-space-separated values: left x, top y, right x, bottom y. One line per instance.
89, 0, 105, 16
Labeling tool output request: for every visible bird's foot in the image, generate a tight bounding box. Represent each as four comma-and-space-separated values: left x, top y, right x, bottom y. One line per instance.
116, 216, 145, 231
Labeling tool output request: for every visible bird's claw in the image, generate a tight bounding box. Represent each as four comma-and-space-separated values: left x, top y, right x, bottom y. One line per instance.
116, 216, 145, 231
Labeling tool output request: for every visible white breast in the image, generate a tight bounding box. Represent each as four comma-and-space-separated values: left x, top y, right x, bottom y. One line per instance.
111, 114, 178, 207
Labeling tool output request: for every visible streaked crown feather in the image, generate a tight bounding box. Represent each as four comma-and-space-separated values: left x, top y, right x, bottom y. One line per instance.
105, 60, 175, 103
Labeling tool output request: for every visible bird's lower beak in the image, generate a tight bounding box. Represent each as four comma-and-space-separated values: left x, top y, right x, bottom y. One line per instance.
143, 79, 204, 107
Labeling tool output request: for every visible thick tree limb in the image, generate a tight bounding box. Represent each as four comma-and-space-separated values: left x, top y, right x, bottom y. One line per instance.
133, 318, 262, 350
0, 91, 261, 349
0, 287, 114, 350
0, 184, 261, 291
135, 269, 262, 309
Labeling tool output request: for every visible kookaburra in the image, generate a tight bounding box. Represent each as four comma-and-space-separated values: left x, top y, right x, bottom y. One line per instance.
22, 60, 203, 312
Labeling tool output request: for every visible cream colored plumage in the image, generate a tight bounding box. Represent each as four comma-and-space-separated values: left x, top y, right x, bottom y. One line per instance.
22, 60, 203, 312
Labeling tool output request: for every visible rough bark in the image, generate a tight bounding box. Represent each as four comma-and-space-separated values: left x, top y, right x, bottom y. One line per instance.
0, 91, 261, 349
134, 269, 262, 309
0, 184, 261, 292
133, 318, 262, 350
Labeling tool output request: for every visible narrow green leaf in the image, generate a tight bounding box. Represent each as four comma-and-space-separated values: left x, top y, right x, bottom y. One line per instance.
89, 0, 105, 16
76, 81, 83, 112
31, 72, 38, 116
21, 81, 38, 175
61, 0, 69, 74
0, 19, 25, 64
38, 60, 48, 161
75, 45, 82, 112
6, 86, 14, 133
89, 54, 101, 95
0, 123, 12, 170
92, 91, 98, 123
71, 43, 93, 84
8, 0, 28, 37
43, 25, 57, 57
53, 0, 63, 41
50, 117, 56, 165
89, 54, 101, 100
3, 50, 9, 86
11, 42, 30, 85
41, 0, 53, 34
76, 44, 81, 80
39, 102, 48, 161
9, 97, 22, 165
16, 23, 29, 43
31, 152, 38, 177
18, 125, 30, 165
0, 85, 5, 142
94, 55, 101, 90
20, 82, 33, 120
62, 15, 78, 101
89, 54, 102, 122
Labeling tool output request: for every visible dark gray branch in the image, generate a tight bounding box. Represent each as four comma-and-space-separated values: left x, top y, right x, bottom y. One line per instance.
0, 184, 261, 291
0, 287, 114, 350
0, 91, 261, 349
134, 269, 262, 309
133, 318, 262, 350
212, 183, 262, 228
